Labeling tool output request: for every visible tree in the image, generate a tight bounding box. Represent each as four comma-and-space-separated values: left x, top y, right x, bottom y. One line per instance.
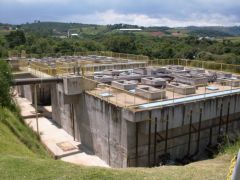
0, 60, 13, 109
5, 30, 26, 48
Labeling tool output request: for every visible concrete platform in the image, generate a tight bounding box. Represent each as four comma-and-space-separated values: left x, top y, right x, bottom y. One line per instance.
15, 96, 109, 168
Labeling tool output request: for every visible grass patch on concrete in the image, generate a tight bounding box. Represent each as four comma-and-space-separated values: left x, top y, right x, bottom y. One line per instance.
0, 107, 236, 180
218, 136, 240, 156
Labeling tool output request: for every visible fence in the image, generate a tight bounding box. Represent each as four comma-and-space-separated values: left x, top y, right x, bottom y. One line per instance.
86, 78, 240, 109
148, 59, 240, 74
13, 51, 149, 61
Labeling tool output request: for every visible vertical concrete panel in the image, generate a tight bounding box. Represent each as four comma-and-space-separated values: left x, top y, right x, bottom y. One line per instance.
51, 84, 61, 125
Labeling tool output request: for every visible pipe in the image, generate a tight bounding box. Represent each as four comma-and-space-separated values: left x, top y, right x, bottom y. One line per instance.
218, 103, 223, 135
154, 117, 157, 166
165, 112, 169, 154
208, 126, 213, 147
11, 77, 63, 86
187, 110, 193, 156
127, 118, 240, 161
70, 104, 75, 141
148, 111, 152, 167
226, 102, 231, 133
190, 108, 202, 158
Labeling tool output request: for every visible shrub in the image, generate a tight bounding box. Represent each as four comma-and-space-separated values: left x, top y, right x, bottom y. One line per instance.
0, 59, 15, 110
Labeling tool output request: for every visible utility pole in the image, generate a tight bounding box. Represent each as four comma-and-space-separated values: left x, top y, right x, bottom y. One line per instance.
34, 84, 39, 135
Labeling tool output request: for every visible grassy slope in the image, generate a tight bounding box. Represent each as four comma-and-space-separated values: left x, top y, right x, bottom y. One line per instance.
0, 107, 235, 180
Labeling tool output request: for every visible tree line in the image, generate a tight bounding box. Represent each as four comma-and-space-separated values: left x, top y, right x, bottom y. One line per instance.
1, 29, 240, 64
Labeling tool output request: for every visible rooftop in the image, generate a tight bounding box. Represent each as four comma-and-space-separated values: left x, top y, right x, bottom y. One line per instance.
10, 52, 240, 111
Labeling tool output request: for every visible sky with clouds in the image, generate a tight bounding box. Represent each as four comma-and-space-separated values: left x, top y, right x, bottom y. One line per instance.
0, 0, 240, 27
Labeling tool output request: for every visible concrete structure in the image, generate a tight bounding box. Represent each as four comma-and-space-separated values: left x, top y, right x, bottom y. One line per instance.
111, 80, 137, 90
14, 72, 52, 105
189, 68, 205, 74
217, 77, 240, 87
174, 74, 208, 86
133, 67, 148, 75
12, 55, 240, 168
146, 67, 167, 76
135, 85, 166, 100
141, 77, 166, 87
166, 82, 196, 95
94, 75, 113, 83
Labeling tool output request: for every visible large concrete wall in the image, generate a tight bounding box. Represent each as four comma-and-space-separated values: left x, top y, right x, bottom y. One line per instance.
78, 94, 128, 168
51, 83, 128, 167
125, 93, 240, 167
51, 83, 80, 138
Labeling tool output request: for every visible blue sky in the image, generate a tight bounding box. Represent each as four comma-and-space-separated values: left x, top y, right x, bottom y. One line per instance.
0, 0, 240, 26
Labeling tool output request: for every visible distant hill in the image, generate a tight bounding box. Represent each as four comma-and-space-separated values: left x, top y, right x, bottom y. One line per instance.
185, 26, 240, 37
1, 22, 240, 38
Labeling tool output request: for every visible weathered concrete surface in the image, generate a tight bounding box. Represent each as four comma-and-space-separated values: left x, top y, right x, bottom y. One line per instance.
15, 96, 109, 167
16, 83, 52, 106
47, 76, 240, 168
63, 76, 97, 95
52, 83, 129, 167
125, 93, 240, 167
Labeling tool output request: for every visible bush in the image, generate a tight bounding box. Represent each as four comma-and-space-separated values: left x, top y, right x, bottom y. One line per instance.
0, 60, 15, 110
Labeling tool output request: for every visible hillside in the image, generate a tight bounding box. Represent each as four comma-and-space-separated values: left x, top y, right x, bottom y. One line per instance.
0, 106, 235, 180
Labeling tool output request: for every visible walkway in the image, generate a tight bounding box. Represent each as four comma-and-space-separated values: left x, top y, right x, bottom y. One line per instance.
15, 96, 109, 168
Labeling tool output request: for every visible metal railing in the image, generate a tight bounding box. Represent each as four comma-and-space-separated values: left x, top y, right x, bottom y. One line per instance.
148, 59, 240, 74
11, 53, 240, 109
85, 79, 240, 109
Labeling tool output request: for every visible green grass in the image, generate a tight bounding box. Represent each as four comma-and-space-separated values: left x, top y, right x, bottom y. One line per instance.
218, 136, 240, 156
0, 108, 49, 158
0, 107, 237, 180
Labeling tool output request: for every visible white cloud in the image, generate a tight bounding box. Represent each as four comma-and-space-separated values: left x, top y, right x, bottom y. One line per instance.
62, 10, 240, 27
1, 0, 71, 4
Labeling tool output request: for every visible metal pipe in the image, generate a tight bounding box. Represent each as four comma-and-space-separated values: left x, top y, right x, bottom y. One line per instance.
226, 102, 231, 133
196, 108, 202, 155
218, 103, 223, 135
191, 108, 202, 158
154, 117, 157, 166
12, 77, 63, 86
148, 111, 152, 167
165, 112, 169, 154
187, 110, 193, 156
70, 104, 75, 141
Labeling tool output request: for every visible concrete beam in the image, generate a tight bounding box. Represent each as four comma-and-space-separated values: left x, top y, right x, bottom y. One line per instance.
12, 77, 63, 86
